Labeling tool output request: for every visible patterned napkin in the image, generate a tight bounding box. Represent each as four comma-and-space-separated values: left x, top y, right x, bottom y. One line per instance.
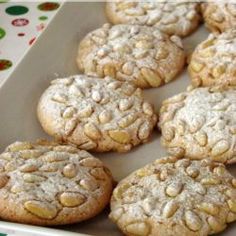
0, 1, 61, 83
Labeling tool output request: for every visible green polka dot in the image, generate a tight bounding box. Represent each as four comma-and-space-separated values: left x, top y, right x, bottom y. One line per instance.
0, 28, 6, 39
0, 59, 12, 71
39, 16, 48, 21
6, 5, 29, 15
38, 2, 59, 11
0, 0, 9, 3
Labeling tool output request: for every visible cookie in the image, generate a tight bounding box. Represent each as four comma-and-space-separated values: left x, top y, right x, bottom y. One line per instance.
110, 156, 236, 236
106, 1, 201, 37
188, 30, 236, 87
77, 24, 185, 89
159, 87, 236, 164
201, 3, 236, 33
37, 75, 157, 152
0, 140, 113, 226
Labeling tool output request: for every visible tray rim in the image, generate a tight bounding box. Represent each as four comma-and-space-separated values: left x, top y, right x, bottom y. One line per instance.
0, 221, 89, 236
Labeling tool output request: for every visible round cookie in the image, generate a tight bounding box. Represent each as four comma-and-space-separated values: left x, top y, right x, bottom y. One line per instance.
159, 86, 236, 164
37, 75, 157, 152
0, 140, 113, 226
77, 24, 185, 88
106, 1, 201, 37
201, 3, 236, 33
110, 156, 236, 236
189, 30, 236, 87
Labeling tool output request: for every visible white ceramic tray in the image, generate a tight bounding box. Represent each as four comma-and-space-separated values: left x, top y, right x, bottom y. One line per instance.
0, 2, 235, 236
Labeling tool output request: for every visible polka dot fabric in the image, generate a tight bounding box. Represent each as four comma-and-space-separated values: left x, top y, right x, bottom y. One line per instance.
0, 1, 60, 82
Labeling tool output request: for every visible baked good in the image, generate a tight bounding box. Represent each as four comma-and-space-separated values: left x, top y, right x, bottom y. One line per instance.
110, 156, 236, 236
189, 30, 236, 87
106, 1, 201, 37
37, 75, 157, 152
77, 24, 185, 88
0, 140, 113, 225
201, 2, 236, 33
159, 86, 236, 164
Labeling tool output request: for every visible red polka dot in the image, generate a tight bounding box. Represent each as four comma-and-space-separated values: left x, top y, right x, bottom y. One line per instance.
38, 2, 60, 11
12, 18, 29, 27
29, 37, 36, 45
18, 33, 25, 37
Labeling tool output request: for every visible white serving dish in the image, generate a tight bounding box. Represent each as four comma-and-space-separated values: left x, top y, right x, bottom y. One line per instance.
0, 2, 235, 236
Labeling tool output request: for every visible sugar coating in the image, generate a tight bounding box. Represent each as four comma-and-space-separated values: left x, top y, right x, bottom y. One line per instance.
159, 87, 236, 164
110, 156, 236, 236
0, 140, 113, 225
77, 24, 185, 89
189, 29, 236, 87
37, 75, 157, 152
202, 2, 236, 33
106, 1, 201, 37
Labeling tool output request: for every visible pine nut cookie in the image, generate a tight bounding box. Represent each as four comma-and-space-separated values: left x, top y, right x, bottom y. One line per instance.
106, 1, 201, 37
37, 75, 157, 152
0, 140, 113, 226
201, 2, 236, 33
110, 156, 236, 236
189, 30, 236, 87
77, 24, 185, 89
159, 87, 236, 164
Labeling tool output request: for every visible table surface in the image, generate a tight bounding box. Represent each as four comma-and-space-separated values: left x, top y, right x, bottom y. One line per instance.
0, 1, 61, 85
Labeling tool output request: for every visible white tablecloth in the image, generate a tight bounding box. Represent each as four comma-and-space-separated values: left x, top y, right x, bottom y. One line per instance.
0, 1, 61, 84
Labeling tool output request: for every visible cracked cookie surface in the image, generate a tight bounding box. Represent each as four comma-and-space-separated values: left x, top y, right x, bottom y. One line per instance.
159, 87, 236, 164
106, 1, 201, 37
202, 3, 236, 33
77, 24, 185, 88
37, 75, 157, 152
189, 30, 236, 87
0, 140, 113, 225
110, 156, 236, 236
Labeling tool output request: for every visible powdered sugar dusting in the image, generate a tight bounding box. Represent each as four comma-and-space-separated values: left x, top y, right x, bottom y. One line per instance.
106, 1, 201, 37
